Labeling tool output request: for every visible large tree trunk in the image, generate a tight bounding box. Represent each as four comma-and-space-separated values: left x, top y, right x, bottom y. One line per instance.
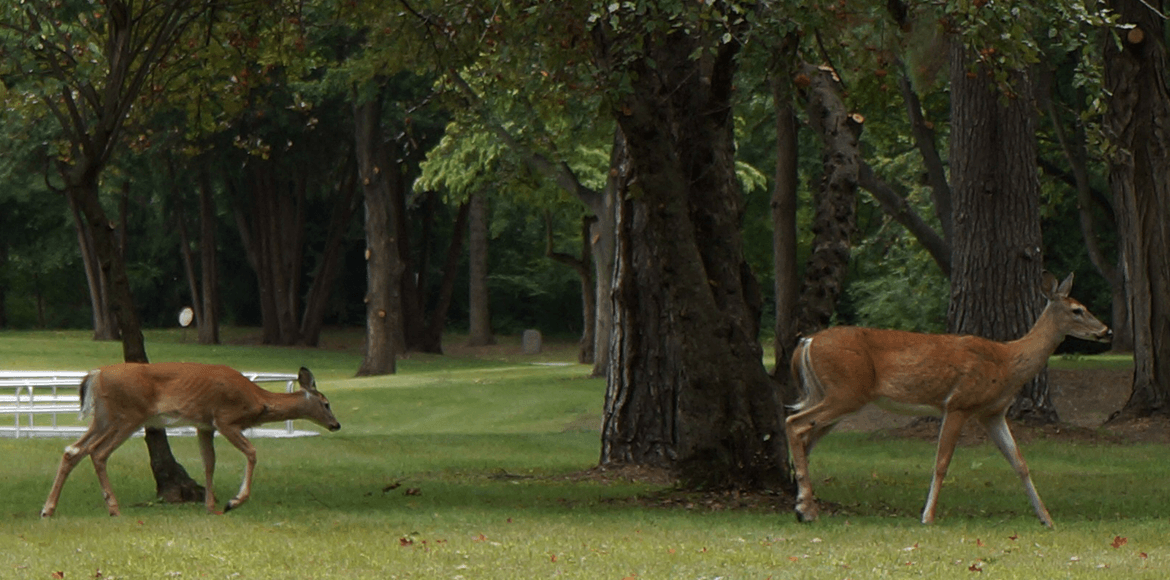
947, 42, 1055, 423
466, 191, 495, 347
1105, 0, 1170, 420
354, 94, 404, 376
594, 10, 789, 490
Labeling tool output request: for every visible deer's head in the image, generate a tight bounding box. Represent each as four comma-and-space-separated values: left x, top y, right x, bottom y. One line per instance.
298, 367, 341, 432
1042, 272, 1112, 343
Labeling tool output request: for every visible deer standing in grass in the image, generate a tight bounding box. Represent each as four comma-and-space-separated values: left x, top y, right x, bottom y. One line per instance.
41, 363, 341, 517
785, 272, 1111, 528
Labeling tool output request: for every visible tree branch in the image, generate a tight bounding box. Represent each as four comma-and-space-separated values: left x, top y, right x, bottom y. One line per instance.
857, 161, 952, 277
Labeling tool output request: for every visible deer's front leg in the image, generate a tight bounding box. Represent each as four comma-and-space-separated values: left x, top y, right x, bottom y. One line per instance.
216, 428, 257, 512
980, 414, 1054, 529
197, 429, 220, 514
922, 410, 968, 525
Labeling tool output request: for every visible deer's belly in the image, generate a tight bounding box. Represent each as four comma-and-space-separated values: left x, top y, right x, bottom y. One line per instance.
143, 413, 213, 430
872, 397, 942, 417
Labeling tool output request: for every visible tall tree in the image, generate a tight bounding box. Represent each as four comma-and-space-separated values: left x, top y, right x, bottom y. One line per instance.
592, 1, 788, 489
947, 40, 1054, 423
0, 0, 213, 502
1104, 0, 1170, 421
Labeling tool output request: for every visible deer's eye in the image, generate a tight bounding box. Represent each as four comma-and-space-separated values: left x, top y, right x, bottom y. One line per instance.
1072, 307, 1085, 317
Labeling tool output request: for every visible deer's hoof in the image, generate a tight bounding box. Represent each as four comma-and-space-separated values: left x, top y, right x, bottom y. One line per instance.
794, 505, 819, 523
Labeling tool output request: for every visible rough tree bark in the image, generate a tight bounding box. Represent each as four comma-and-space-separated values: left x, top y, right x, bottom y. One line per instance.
1104, 0, 1170, 421
793, 64, 862, 338
947, 41, 1055, 424
593, 7, 789, 490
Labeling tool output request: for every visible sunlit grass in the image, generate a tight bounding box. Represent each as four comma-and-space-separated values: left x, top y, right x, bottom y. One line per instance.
0, 330, 1160, 579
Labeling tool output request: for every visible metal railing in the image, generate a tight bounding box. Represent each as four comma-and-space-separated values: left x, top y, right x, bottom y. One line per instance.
0, 370, 317, 438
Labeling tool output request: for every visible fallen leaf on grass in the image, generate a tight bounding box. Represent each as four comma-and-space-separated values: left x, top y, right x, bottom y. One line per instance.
1111, 536, 1128, 549
382, 482, 401, 493
968, 562, 983, 573
52, 572, 64, 579
399, 537, 414, 547
404, 488, 422, 496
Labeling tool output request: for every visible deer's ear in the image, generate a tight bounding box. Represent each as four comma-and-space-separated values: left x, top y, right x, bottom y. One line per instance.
1041, 271, 1059, 300
298, 367, 318, 392
1056, 272, 1075, 298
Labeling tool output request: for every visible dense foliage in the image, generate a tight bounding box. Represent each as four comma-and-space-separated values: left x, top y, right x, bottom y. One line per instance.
0, 0, 1123, 343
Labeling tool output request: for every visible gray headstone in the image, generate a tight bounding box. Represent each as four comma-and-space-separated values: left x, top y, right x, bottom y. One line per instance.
521, 329, 542, 354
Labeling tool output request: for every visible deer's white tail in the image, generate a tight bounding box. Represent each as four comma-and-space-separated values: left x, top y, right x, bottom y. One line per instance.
789, 337, 825, 413
78, 370, 99, 420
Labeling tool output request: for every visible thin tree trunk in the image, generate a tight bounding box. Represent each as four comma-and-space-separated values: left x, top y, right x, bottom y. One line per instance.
69, 176, 204, 502
196, 166, 220, 345
771, 81, 801, 405
546, 212, 595, 364
67, 194, 117, 340
419, 201, 469, 352
467, 191, 495, 347
354, 93, 403, 376
301, 158, 360, 346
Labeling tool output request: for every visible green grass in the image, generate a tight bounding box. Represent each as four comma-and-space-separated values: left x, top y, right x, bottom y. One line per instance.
1, 330, 1165, 579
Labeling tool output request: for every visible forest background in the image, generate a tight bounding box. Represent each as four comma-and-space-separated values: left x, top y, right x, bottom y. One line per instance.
0, 0, 1118, 344
1, 0, 1167, 493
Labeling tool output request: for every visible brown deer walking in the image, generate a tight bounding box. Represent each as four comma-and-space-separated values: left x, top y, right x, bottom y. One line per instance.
786, 272, 1111, 528
41, 363, 341, 517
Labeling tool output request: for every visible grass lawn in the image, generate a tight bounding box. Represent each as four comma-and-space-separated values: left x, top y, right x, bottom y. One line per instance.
1, 329, 1166, 579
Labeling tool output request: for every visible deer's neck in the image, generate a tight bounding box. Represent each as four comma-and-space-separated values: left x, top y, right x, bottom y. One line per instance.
1004, 303, 1062, 384
255, 389, 307, 424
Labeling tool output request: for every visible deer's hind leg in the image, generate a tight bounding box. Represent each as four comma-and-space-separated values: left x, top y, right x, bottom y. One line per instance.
41, 426, 105, 517
86, 421, 146, 517
786, 397, 868, 523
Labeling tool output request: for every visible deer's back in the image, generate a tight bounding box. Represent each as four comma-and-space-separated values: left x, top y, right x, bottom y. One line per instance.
95, 362, 260, 426
807, 326, 1014, 409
